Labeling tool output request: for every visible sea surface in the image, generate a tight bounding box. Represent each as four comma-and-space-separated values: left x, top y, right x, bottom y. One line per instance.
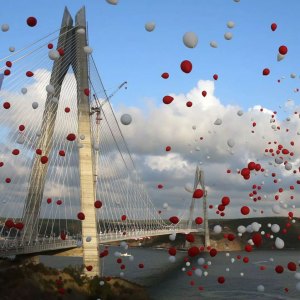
40, 247, 300, 300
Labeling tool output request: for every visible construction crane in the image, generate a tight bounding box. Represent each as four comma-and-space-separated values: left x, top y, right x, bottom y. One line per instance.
90, 81, 127, 188
90, 81, 127, 121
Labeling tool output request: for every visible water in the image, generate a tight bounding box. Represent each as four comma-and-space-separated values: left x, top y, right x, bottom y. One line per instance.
40, 248, 300, 299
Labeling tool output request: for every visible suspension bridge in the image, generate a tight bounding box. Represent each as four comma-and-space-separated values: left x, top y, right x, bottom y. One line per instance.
0, 7, 209, 277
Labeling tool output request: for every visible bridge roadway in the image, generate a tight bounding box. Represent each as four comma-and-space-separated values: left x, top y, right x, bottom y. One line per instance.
0, 227, 203, 257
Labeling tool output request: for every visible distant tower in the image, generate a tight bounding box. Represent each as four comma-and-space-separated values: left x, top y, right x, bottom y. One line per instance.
21, 7, 100, 277
187, 166, 210, 248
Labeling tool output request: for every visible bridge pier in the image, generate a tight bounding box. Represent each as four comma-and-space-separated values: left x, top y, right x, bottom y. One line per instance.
15, 254, 40, 266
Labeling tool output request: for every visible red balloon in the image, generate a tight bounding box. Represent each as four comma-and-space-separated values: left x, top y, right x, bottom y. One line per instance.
5, 178, 11, 183
209, 248, 218, 257
221, 196, 230, 206
163, 95, 174, 105
67, 133, 76, 141
202, 91, 207, 97
6, 61, 12, 68
56, 199, 62, 205
241, 168, 250, 177
195, 217, 203, 224
213, 74, 218, 80
227, 234, 235, 241
65, 107, 70, 113
166, 146, 171, 151
26, 71, 34, 77
86, 265, 93, 271
186, 101, 193, 107
161, 72, 169, 79
94, 200, 102, 208
168, 247, 177, 256
77, 212, 85, 220
121, 215, 127, 221
169, 216, 179, 224
271, 23, 277, 31
287, 262, 297, 271
48, 43, 53, 49
84, 88, 90, 96
186, 233, 195, 243
4, 69, 11, 76
252, 233, 262, 246
262, 68, 270, 76
278, 45, 288, 55
275, 265, 284, 274
15, 222, 24, 230
255, 163, 261, 171
138, 263, 144, 269
188, 246, 200, 257
5, 219, 15, 228
241, 206, 250, 215
59, 150, 65, 157
217, 276, 225, 284
40, 156, 48, 164
36, 149, 42, 155
19, 125, 25, 131
27, 17, 37, 27
248, 161, 256, 170
46, 198, 52, 204
180, 60, 192, 73
60, 231, 66, 240
157, 184, 163, 189
193, 189, 204, 199
3, 102, 11, 109
58, 48, 64, 56
12, 149, 20, 155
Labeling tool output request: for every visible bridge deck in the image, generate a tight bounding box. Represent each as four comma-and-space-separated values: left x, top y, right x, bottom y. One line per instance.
0, 228, 203, 257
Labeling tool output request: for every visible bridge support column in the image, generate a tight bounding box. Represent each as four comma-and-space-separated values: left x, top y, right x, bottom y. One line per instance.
74, 7, 100, 277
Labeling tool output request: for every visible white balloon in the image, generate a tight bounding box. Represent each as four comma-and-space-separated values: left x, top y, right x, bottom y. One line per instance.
192, 125, 196, 130
197, 258, 205, 265
275, 237, 284, 249
129, 255, 134, 261
227, 21, 235, 28
226, 267, 230, 272
120, 272, 124, 277
184, 183, 194, 193
99, 281, 105, 286
237, 110, 243, 116
21, 88, 27, 94
275, 157, 283, 164
257, 285, 265, 292
51, 97, 59, 103
169, 256, 176, 263
203, 271, 208, 276
86, 236, 92, 242
271, 224, 280, 233
294, 272, 300, 280
285, 162, 292, 171
77, 143, 84, 148
46, 84, 55, 94
120, 114, 132, 125
290, 73, 297, 79
213, 225, 222, 234
246, 225, 253, 233
277, 53, 285, 62
145, 22, 155, 32
227, 138, 235, 148
210, 41, 218, 48
48, 50, 60, 60
114, 251, 121, 257
32, 102, 39, 109
183, 32, 198, 48
169, 233, 176, 241
272, 204, 281, 214
186, 262, 191, 267
17, 136, 25, 144
77, 28, 85, 34
106, 0, 118, 4
163, 203, 168, 209
9, 46, 15, 52
224, 32, 233, 40
195, 269, 203, 277
94, 145, 100, 151
237, 225, 246, 233
214, 118, 222, 125
251, 222, 261, 232
296, 282, 300, 291
1, 24, 9, 32
84, 46, 93, 54
36, 130, 42, 137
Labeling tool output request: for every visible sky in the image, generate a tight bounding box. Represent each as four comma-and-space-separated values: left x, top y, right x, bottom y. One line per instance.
1, 0, 300, 222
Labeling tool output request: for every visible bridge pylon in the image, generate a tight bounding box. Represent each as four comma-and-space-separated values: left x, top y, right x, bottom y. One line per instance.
186, 166, 210, 248
21, 6, 100, 277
